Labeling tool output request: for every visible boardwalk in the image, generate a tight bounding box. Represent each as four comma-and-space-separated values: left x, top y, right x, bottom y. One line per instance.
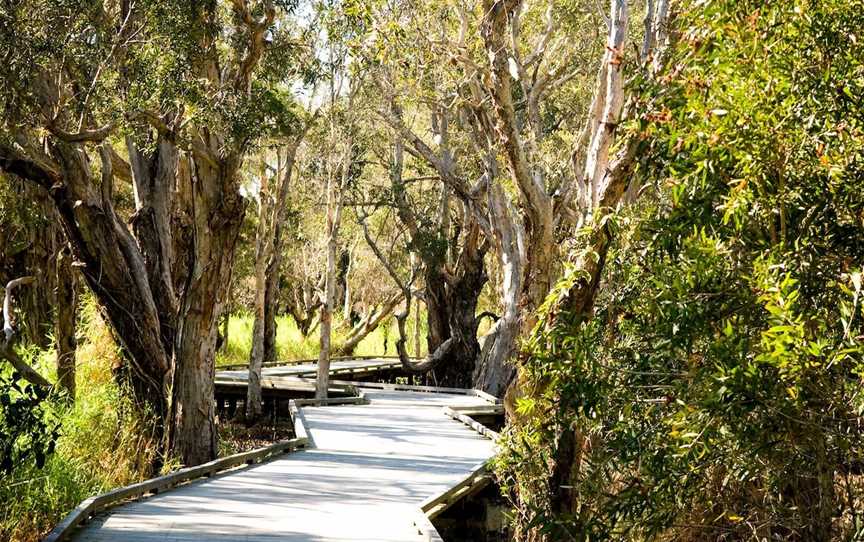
71, 388, 495, 541
216, 358, 403, 381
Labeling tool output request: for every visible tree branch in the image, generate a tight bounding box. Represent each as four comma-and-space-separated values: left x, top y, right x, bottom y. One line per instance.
1, 277, 53, 389
47, 121, 116, 143
232, 0, 276, 94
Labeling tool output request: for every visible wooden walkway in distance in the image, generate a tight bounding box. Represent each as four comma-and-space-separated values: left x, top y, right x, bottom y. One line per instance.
216, 357, 403, 381
70, 385, 497, 541
213, 358, 406, 400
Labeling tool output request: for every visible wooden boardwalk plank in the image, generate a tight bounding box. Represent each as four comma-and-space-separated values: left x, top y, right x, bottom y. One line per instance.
71, 389, 494, 542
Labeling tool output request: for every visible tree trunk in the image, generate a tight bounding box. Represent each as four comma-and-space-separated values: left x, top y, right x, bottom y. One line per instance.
1, 0, 275, 470
3, 135, 172, 456
317, 140, 350, 400
170, 153, 246, 465
341, 246, 353, 323
262, 261, 280, 364
55, 245, 77, 399
247, 160, 273, 421
335, 248, 349, 324
52, 141, 172, 428
434, 240, 486, 388
392, 218, 489, 388
473, 184, 522, 397
413, 294, 421, 357
250, 139, 305, 413
128, 137, 180, 354
316, 231, 338, 400
424, 267, 451, 354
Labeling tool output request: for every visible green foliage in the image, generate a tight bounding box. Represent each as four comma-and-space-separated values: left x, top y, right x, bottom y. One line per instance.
0, 372, 58, 474
497, 1, 864, 540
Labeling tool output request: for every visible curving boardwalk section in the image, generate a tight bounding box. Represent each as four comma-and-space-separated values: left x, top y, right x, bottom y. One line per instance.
70, 388, 495, 542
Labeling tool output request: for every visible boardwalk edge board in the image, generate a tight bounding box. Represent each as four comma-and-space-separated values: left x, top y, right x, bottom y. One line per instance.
332, 379, 498, 399
412, 509, 446, 542
442, 405, 503, 441
41, 437, 307, 542
416, 404, 502, 523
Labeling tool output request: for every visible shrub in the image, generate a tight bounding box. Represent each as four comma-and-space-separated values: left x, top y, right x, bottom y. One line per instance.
496, 1, 864, 540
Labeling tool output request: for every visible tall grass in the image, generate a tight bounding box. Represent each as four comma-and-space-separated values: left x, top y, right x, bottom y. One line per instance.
0, 298, 162, 542
216, 311, 429, 367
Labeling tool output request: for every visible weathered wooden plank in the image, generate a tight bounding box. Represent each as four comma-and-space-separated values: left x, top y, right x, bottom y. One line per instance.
420, 463, 491, 519
43, 497, 97, 542
443, 406, 501, 441
472, 388, 502, 404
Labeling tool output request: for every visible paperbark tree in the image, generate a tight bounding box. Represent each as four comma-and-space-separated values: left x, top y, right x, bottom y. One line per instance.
358, 101, 492, 388
313, 5, 366, 398
248, 120, 313, 420
247, 158, 277, 421
368, 0, 669, 398
0, 0, 294, 467
316, 135, 353, 400
482, 0, 673, 521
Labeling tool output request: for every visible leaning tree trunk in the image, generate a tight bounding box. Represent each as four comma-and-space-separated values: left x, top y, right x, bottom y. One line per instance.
334, 292, 402, 356
2, 134, 173, 464
55, 142, 172, 421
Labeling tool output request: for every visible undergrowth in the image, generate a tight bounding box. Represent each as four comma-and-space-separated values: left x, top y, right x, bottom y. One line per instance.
0, 297, 164, 542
